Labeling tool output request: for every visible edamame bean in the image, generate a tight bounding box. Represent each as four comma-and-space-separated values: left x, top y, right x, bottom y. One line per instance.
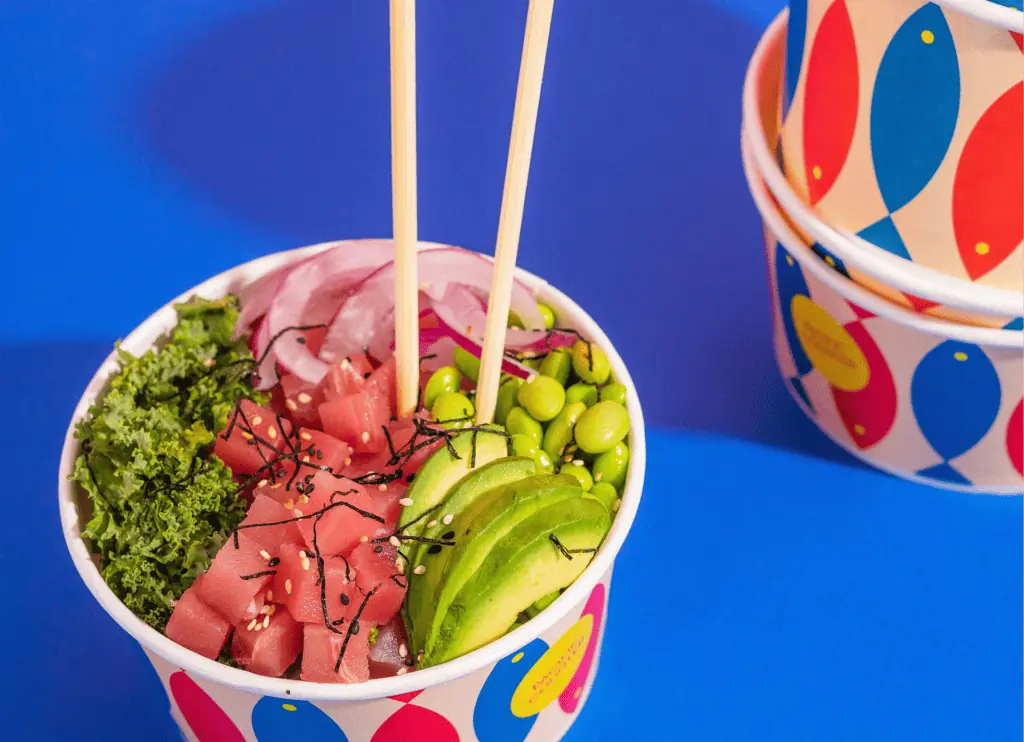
517, 375, 565, 422
560, 462, 593, 492
506, 406, 543, 446
494, 377, 523, 426
453, 346, 480, 383
538, 303, 556, 330
571, 339, 611, 385
539, 349, 572, 386
422, 366, 462, 410
542, 401, 586, 460
431, 391, 474, 426
511, 433, 554, 473
565, 382, 599, 408
574, 401, 629, 454
585, 482, 620, 514
592, 441, 629, 490
600, 382, 628, 406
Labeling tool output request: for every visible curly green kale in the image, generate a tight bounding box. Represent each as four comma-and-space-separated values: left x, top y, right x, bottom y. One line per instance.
70, 296, 266, 630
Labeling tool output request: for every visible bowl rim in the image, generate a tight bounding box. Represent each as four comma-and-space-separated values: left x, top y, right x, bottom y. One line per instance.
57, 239, 647, 701
936, 0, 1024, 32
743, 134, 1023, 349
742, 10, 1024, 319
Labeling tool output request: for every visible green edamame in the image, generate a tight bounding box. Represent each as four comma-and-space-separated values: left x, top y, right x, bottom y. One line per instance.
494, 377, 523, 426
452, 346, 480, 383
571, 339, 610, 385
431, 391, 474, 426
422, 366, 462, 410
542, 401, 586, 460
559, 462, 593, 492
565, 382, 599, 408
539, 349, 572, 386
574, 400, 630, 454
599, 382, 628, 406
592, 441, 629, 491
585, 482, 620, 514
506, 406, 543, 446
538, 303, 556, 330
511, 433, 554, 473
517, 375, 565, 422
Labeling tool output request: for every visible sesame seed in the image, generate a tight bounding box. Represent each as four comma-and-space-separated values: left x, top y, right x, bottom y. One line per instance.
396, 667, 409, 676
251, 416, 263, 426
389, 536, 401, 548
283, 499, 295, 510
293, 508, 303, 518
258, 479, 269, 488
378, 484, 388, 492
267, 604, 277, 616
427, 519, 438, 529
345, 457, 352, 467
241, 431, 254, 440
268, 427, 278, 439
301, 558, 311, 571
341, 358, 351, 369
300, 431, 313, 441
285, 398, 298, 411
413, 565, 426, 575
298, 392, 313, 404
285, 579, 293, 595
254, 622, 263, 632
399, 644, 408, 658
298, 494, 309, 505
564, 455, 573, 463
247, 619, 258, 631
360, 535, 369, 543
361, 431, 371, 444
259, 550, 272, 561
594, 472, 603, 482
526, 375, 536, 384
613, 498, 622, 512
266, 589, 273, 601
399, 497, 414, 507
572, 459, 584, 466
395, 556, 405, 572
263, 615, 270, 629
442, 514, 454, 526
203, 358, 216, 367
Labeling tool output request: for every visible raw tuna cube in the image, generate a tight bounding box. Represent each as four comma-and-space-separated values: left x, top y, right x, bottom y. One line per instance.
318, 390, 389, 454
301, 623, 370, 684
197, 533, 270, 625
348, 542, 407, 625
239, 495, 302, 550
318, 355, 373, 401
165, 582, 232, 660
294, 475, 382, 556
231, 606, 303, 678
369, 616, 414, 679
364, 357, 397, 418
279, 373, 321, 427
271, 543, 362, 625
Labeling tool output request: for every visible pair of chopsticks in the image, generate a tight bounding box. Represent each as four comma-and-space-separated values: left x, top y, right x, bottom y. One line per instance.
390, 0, 555, 423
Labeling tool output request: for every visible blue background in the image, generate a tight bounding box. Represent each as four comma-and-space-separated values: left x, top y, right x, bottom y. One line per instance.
3, 1, 1020, 740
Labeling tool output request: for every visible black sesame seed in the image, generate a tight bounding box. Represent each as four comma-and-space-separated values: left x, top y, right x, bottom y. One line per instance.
374, 545, 383, 554
340, 593, 350, 606
442, 530, 455, 540
350, 619, 360, 635
427, 545, 442, 555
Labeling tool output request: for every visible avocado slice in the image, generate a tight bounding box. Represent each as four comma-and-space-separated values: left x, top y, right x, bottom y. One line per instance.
414, 474, 581, 654
398, 427, 510, 538
404, 457, 536, 644
423, 496, 610, 666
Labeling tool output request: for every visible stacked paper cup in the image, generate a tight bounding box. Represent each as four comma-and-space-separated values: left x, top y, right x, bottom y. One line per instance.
742, 2, 1024, 493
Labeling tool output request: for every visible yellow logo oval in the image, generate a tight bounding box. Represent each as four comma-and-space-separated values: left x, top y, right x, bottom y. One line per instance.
509, 615, 593, 718
791, 295, 869, 392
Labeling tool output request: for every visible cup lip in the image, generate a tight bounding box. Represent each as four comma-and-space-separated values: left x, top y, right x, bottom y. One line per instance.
742, 10, 1024, 320
57, 239, 647, 701
936, 0, 1024, 32
743, 134, 1023, 349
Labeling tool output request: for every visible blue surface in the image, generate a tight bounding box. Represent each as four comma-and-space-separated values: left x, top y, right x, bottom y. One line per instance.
3, 1, 1020, 740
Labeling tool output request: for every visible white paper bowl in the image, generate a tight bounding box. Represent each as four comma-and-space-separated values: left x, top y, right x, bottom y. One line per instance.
58, 240, 647, 741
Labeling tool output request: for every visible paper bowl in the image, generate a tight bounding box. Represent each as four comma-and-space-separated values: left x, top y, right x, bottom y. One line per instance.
745, 127, 1023, 494
779, 0, 1023, 293
746, 9, 1024, 329
58, 241, 647, 741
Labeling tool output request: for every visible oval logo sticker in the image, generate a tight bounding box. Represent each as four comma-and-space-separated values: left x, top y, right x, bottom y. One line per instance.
791, 295, 869, 392
510, 614, 593, 718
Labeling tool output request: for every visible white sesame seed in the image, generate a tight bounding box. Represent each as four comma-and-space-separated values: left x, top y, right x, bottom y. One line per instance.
389, 536, 401, 548
247, 618, 258, 631
285, 579, 293, 595
270, 482, 282, 489
572, 459, 585, 467
258, 479, 269, 488
378, 484, 388, 492
283, 499, 295, 510
298, 494, 309, 505
300, 431, 313, 441
259, 550, 271, 561
266, 589, 273, 602
360, 535, 369, 543
340, 358, 350, 369
251, 416, 263, 426
254, 622, 263, 632
399, 644, 408, 658
267, 604, 277, 616
396, 667, 408, 676
203, 358, 216, 367
268, 426, 278, 439
427, 519, 438, 529
345, 457, 352, 467
286, 399, 298, 411
399, 497, 414, 507
361, 431, 371, 444
613, 498, 622, 512
298, 392, 313, 404
301, 455, 310, 462
263, 615, 270, 629
564, 455, 573, 463
301, 557, 311, 572
241, 431, 254, 440
594, 472, 603, 482
442, 514, 454, 526
293, 508, 303, 518
413, 565, 426, 575
395, 556, 405, 572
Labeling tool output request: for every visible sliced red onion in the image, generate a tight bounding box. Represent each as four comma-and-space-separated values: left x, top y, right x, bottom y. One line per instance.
251, 319, 279, 390
234, 257, 315, 339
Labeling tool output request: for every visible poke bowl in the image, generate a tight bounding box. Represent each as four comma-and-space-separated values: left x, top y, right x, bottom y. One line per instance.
58, 239, 646, 741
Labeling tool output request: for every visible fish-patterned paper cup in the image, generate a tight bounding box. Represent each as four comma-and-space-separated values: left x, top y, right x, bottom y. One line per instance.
745, 133, 1023, 494
58, 241, 646, 742
780, 0, 1024, 293
746, 9, 1024, 329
